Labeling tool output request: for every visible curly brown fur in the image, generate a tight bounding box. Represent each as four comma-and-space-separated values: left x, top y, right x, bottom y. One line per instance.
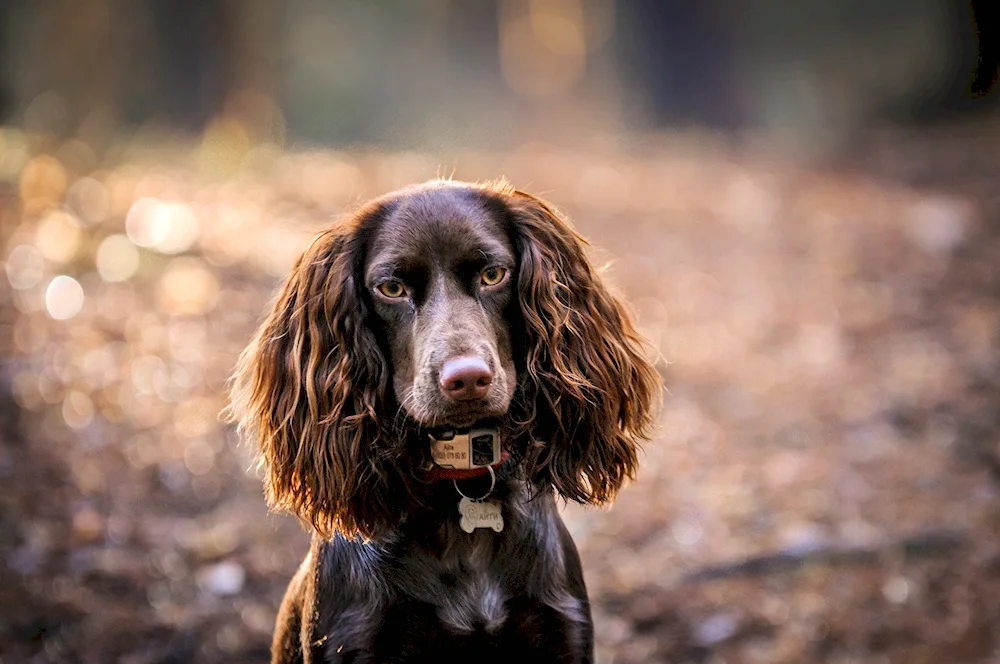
497, 185, 657, 504
228, 200, 404, 540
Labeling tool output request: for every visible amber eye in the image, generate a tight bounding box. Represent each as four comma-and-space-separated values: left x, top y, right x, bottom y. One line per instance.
377, 280, 407, 298
481, 266, 506, 287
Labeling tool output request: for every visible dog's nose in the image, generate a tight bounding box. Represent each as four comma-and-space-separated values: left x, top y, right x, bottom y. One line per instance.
439, 356, 493, 401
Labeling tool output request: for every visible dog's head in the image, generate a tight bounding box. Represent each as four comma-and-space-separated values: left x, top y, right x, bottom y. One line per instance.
228, 180, 659, 539
364, 184, 518, 430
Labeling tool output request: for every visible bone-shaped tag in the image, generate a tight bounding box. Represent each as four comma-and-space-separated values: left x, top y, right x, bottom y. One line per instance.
458, 497, 504, 533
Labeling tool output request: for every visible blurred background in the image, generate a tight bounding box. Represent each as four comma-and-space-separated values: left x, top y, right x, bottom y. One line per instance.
1, 1, 999, 662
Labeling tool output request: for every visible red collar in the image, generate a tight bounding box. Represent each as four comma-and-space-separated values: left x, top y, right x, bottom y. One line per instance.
425, 450, 511, 481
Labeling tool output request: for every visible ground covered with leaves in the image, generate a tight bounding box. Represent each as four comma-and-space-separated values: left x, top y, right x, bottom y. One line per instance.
2, 123, 1000, 663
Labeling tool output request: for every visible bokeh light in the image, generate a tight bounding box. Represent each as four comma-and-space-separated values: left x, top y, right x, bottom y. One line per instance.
19, 154, 68, 215
125, 198, 171, 249
65, 177, 112, 224
124, 199, 201, 255
95, 234, 141, 282
44, 275, 84, 320
35, 210, 83, 263
156, 257, 220, 316
62, 390, 95, 430
5, 244, 45, 290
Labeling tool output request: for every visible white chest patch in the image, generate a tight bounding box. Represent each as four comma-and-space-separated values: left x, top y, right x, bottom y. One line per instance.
437, 573, 508, 634
434, 538, 508, 634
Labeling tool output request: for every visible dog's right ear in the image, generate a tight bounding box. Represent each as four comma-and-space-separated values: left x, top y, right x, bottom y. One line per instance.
495, 186, 659, 506
226, 210, 396, 540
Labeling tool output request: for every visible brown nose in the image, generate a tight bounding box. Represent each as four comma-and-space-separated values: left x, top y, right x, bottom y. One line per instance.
439, 356, 493, 401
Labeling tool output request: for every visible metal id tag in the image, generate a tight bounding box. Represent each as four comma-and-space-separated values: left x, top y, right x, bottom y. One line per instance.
458, 497, 504, 533
429, 427, 501, 469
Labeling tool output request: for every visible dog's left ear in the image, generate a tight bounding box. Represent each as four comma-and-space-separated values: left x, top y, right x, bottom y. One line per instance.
500, 187, 660, 505
225, 211, 403, 541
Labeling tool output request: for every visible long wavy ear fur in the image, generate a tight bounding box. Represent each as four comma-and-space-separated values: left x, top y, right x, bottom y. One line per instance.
226, 208, 400, 540
496, 185, 660, 505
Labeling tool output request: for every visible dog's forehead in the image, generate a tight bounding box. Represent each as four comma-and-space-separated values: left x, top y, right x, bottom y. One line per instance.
370, 187, 512, 264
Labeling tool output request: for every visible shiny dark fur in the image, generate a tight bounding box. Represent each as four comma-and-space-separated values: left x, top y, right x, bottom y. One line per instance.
229, 180, 658, 663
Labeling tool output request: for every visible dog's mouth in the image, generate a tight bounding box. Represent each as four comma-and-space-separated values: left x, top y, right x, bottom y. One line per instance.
409, 402, 509, 430
425, 417, 503, 439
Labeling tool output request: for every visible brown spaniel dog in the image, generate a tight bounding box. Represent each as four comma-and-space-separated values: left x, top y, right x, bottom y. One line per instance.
229, 179, 658, 663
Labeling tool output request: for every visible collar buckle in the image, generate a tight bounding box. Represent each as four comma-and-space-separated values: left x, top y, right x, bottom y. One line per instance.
427, 426, 508, 481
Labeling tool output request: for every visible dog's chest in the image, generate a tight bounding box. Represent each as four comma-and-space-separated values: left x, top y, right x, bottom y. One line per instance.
408, 533, 510, 634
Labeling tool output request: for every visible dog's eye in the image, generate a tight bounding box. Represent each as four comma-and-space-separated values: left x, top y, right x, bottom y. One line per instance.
376, 280, 407, 298
480, 267, 506, 287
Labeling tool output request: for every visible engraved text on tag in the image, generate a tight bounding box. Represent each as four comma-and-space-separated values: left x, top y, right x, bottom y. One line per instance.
458, 497, 504, 533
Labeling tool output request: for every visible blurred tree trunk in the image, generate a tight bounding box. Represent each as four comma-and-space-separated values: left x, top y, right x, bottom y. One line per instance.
0, 2, 11, 121
0, 0, 280, 139
615, 0, 744, 130
615, 0, 997, 131
141, 0, 235, 130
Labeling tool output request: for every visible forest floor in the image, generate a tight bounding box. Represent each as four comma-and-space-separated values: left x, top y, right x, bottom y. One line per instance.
3, 122, 1000, 663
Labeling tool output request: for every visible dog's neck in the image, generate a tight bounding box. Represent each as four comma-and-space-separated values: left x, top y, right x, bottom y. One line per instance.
389, 470, 531, 544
